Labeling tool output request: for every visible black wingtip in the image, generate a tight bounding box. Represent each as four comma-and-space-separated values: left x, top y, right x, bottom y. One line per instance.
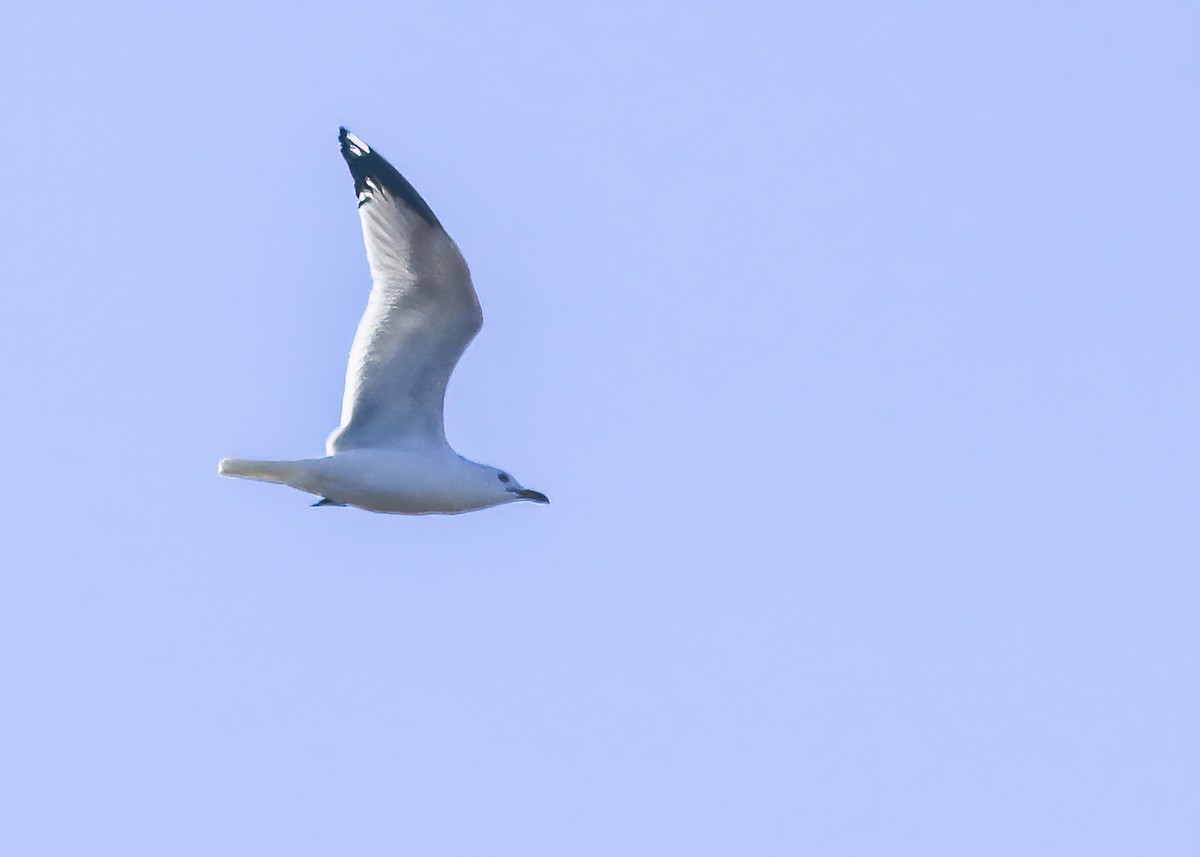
337, 127, 442, 229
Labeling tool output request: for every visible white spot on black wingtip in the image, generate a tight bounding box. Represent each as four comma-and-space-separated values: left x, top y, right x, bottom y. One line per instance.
337, 127, 443, 229
343, 130, 370, 155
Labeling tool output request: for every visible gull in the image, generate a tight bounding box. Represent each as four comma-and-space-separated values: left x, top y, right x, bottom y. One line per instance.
218, 128, 549, 514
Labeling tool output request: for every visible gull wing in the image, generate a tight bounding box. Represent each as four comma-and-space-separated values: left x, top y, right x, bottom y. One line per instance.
326, 128, 483, 454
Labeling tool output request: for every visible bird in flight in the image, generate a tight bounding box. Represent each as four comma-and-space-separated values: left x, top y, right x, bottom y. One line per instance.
219, 128, 549, 514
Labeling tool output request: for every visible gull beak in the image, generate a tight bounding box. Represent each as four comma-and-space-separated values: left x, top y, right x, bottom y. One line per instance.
511, 488, 550, 504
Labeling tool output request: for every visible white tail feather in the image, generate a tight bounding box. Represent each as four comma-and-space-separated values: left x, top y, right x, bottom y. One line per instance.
218, 457, 302, 485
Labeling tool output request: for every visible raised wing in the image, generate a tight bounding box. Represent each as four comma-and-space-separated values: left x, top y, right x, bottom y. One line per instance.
326, 128, 483, 454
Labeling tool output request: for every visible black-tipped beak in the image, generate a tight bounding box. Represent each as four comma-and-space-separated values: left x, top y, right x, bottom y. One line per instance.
512, 488, 550, 504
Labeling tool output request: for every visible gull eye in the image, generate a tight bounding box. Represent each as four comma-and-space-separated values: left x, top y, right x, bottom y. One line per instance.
498, 473, 511, 483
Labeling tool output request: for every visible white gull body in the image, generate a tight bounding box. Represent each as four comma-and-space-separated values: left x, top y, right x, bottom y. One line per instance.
219, 128, 548, 515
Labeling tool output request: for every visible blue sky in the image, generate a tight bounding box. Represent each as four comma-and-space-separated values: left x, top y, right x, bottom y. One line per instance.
3, 2, 1197, 854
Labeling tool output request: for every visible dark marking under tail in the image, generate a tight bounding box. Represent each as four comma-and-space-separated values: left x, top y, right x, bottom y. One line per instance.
338, 127, 442, 229
312, 498, 346, 507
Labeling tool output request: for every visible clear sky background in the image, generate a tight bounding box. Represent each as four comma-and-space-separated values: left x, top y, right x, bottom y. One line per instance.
3, 2, 1197, 854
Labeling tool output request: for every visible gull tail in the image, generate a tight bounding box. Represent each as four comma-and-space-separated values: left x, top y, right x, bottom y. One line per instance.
218, 457, 303, 485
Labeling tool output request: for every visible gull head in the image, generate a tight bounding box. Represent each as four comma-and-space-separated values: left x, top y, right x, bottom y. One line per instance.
482, 465, 549, 505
